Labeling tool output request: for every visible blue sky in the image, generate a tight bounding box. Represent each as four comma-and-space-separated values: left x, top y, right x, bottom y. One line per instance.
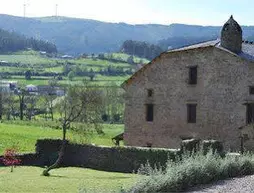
0, 0, 254, 25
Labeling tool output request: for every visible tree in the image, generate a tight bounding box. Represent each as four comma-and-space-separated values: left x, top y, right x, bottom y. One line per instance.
88, 69, 95, 81
42, 82, 103, 176
2, 91, 16, 120
25, 95, 37, 120
68, 71, 75, 81
2, 148, 21, 172
25, 70, 32, 80
43, 79, 58, 121
127, 55, 135, 64
15, 88, 27, 120
63, 64, 71, 75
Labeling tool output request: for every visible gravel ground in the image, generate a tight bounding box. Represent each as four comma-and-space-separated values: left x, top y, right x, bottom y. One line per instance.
188, 175, 254, 193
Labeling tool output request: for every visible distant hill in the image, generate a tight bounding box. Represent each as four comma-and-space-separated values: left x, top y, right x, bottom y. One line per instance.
0, 14, 254, 55
0, 27, 57, 54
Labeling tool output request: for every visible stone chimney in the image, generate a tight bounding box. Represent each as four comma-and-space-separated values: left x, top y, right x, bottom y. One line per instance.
221, 15, 242, 54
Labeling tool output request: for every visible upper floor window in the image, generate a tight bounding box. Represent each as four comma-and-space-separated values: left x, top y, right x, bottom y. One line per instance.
249, 86, 254, 95
147, 89, 153, 97
188, 66, 197, 85
146, 104, 154, 122
187, 104, 197, 123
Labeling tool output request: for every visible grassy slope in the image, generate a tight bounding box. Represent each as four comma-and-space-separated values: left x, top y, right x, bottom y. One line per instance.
0, 167, 136, 193
0, 51, 58, 65
0, 51, 140, 86
0, 122, 124, 154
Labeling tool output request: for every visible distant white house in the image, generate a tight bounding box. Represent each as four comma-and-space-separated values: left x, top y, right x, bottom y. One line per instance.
61, 55, 74, 59
39, 51, 47, 55
0, 60, 8, 64
25, 84, 38, 92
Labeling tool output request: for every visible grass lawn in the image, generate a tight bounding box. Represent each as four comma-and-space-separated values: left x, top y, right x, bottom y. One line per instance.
0, 53, 58, 66
0, 166, 136, 193
4, 74, 127, 86
0, 122, 124, 154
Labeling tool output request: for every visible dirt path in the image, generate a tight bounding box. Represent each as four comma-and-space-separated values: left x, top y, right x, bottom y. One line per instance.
188, 175, 254, 193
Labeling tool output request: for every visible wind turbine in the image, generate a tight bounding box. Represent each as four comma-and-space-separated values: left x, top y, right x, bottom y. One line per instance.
23, 0, 30, 17
23, 3, 26, 17
55, 4, 58, 17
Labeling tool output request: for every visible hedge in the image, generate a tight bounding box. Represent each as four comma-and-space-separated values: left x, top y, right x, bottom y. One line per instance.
36, 139, 180, 173
180, 138, 224, 156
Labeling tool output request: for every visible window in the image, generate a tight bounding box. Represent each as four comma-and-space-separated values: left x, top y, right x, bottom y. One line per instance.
249, 86, 254, 95
189, 66, 197, 85
146, 104, 154, 122
187, 104, 197, 123
147, 89, 153, 97
246, 104, 254, 124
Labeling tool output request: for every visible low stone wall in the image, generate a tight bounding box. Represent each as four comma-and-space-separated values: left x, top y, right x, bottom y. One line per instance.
36, 139, 180, 173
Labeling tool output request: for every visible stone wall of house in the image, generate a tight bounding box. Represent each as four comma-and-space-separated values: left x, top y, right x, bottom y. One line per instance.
124, 47, 254, 151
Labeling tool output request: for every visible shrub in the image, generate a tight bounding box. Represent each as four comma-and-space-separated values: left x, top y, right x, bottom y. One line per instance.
202, 140, 224, 156
128, 152, 254, 193
180, 139, 200, 154
1, 148, 21, 172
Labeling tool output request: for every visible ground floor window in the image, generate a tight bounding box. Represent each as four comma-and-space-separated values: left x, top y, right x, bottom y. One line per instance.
146, 104, 154, 122
187, 104, 197, 123
246, 103, 254, 124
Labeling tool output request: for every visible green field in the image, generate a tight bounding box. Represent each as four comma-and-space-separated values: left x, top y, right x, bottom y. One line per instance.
0, 167, 136, 193
0, 50, 141, 87
0, 122, 124, 154
0, 51, 58, 65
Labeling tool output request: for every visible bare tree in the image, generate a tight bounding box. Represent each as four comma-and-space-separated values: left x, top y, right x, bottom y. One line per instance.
3, 91, 17, 120
44, 94, 55, 121
25, 95, 37, 120
16, 89, 27, 120
42, 82, 102, 176
44, 79, 59, 121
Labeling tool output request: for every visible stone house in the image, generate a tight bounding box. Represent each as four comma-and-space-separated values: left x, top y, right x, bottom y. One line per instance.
122, 16, 254, 151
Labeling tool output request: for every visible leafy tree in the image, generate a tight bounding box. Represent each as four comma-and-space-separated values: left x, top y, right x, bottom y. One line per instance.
121, 40, 163, 60
98, 53, 105, 59
63, 64, 71, 75
25, 70, 32, 80
68, 71, 75, 81
0, 28, 57, 54
88, 69, 95, 81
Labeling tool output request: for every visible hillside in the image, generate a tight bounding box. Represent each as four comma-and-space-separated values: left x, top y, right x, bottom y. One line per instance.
0, 28, 57, 54
0, 14, 254, 55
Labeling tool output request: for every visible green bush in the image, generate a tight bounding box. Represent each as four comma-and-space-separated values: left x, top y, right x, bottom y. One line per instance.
128, 152, 254, 193
202, 140, 224, 156
180, 139, 200, 154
